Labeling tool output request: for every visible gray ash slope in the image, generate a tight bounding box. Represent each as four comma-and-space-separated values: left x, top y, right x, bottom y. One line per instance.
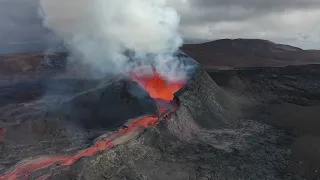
47, 66, 304, 180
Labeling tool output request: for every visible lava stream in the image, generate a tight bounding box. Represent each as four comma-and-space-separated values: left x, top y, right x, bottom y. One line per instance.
0, 70, 185, 180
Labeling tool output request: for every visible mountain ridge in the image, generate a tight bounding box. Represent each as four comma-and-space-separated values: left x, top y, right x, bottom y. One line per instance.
181, 38, 320, 69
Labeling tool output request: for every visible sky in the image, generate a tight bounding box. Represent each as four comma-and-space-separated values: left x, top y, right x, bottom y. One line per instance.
172, 0, 320, 49
0, 0, 319, 53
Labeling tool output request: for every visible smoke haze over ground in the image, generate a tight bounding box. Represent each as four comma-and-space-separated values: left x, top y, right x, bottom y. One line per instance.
39, 0, 191, 82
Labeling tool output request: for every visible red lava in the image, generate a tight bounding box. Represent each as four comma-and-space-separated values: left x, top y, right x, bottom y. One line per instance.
131, 69, 185, 102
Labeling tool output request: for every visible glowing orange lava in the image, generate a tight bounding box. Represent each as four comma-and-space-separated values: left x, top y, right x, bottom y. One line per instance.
131, 69, 185, 101
0, 70, 185, 180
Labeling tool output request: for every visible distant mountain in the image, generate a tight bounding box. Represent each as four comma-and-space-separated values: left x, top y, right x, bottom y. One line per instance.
181, 39, 320, 69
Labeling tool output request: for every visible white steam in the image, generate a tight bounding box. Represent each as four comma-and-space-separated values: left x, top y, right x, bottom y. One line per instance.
39, 0, 189, 82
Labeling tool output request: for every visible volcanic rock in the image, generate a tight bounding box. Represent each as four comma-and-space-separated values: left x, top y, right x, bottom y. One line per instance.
208, 64, 320, 179
54, 78, 158, 130
173, 66, 239, 129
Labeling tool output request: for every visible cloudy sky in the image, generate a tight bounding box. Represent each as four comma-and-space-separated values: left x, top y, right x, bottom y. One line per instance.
174, 0, 320, 49
0, 0, 320, 53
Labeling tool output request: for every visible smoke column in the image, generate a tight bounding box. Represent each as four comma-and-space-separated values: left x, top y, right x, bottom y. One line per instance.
39, 0, 189, 82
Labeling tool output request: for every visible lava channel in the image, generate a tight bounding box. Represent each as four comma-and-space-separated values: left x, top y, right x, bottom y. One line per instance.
0, 128, 7, 142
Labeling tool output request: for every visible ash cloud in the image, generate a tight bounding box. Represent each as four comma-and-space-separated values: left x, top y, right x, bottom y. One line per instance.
39, 0, 191, 82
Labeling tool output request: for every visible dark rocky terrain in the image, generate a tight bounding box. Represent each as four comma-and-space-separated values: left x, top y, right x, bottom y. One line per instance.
0, 39, 320, 179
208, 64, 320, 179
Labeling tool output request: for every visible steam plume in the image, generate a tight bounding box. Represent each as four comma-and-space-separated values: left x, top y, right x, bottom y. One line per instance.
39, 0, 189, 82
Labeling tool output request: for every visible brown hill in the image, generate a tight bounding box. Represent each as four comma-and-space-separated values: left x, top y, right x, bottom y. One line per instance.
181, 39, 320, 69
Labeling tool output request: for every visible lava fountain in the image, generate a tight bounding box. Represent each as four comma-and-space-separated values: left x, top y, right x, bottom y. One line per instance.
0, 70, 185, 180
131, 69, 185, 102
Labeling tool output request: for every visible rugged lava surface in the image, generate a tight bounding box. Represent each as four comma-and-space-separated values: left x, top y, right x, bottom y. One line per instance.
209, 64, 320, 179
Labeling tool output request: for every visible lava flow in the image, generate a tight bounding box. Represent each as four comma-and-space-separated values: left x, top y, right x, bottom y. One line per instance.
0, 70, 185, 180
0, 128, 7, 142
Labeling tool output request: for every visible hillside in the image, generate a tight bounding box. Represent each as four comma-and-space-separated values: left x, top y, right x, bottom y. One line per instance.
181, 39, 320, 69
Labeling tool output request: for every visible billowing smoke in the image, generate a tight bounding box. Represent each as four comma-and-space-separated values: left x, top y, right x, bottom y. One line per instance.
39, 0, 191, 82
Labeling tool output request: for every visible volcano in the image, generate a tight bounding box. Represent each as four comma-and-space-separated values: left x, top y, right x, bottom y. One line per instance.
1, 49, 316, 179
0, 49, 244, 179
46, 65, 242, 180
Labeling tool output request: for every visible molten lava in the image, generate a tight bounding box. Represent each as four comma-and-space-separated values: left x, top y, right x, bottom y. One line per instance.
131, 69, 185, 101
0, 128, 7, 141
0, 70, 185, 180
